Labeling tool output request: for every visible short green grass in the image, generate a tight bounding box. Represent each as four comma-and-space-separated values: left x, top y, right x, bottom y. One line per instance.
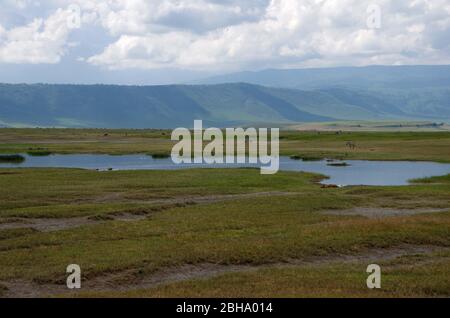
0, 129, 449, 297
85, 250, 450, 298
0, 154, 25, 163
0, 168, 448, 297
0, 168, 324, 217
1, 129, 449, 162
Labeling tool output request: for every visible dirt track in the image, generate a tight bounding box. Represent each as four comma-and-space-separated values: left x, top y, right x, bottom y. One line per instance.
1, 244, 447, 298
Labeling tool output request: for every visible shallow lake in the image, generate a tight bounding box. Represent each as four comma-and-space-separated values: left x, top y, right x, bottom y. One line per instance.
1, 154, 450, 186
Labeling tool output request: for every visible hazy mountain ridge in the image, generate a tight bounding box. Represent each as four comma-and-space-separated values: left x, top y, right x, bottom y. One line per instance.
197, 65, 450, 123
0, 66, 449, 129
0, 83, 333, 128
197, 65, 450, 90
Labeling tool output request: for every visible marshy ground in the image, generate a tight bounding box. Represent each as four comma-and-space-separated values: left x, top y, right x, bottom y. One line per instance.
0, 128, 449, 297
1, 128, 450, 162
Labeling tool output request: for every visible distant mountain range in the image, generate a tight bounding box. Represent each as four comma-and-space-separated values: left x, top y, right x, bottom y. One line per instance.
196, 65, 450, 90
0, 65, 449, 128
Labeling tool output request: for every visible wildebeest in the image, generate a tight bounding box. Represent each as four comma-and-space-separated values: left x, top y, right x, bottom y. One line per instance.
346, 141, 356, 149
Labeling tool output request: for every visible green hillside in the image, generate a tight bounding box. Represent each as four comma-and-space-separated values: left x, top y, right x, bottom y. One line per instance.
0, 83, 331, 128
0, 80, 448, 128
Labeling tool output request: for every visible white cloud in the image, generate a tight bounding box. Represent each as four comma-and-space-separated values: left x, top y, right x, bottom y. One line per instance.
86, 0, 450, 70
0, 0, 449, 69
0, 6, 76, 64
97, 0, 267, 35
88, 32, 194, 69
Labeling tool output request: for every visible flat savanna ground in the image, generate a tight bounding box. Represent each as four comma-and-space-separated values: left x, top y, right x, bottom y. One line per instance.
0, 128, 449, 297
1, 128, 450, 162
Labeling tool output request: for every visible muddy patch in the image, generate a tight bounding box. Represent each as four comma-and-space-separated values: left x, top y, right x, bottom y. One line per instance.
0, 217, 101, 232
0, 191, 294, 233
0, 212, 151, 232
92, 191, 295, 205
1, 244, 446, 298
321, 207, 449, 218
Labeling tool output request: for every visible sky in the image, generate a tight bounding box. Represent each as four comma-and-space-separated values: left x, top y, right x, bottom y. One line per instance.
0, 0, 449, 84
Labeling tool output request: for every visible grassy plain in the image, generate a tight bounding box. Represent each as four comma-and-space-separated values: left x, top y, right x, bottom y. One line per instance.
1, 128, 450, 162
89, 249, 450, 298
0, 128, 449, 297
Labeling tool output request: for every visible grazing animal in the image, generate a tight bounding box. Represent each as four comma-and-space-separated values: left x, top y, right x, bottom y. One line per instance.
321, 184, 339, 189
346, 141, 356, 150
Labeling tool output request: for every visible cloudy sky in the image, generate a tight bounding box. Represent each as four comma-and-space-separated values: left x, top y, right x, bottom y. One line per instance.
0, 0, 449, 84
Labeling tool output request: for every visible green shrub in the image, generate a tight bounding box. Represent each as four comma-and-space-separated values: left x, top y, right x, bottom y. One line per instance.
0, 154, 25, 163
